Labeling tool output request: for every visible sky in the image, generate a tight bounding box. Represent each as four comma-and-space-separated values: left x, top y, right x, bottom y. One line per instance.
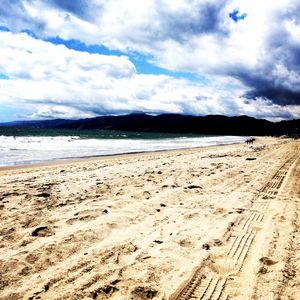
0, 0, 300, 122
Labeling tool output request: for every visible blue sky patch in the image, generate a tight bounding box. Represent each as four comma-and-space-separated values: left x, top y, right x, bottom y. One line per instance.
229, 9, 247, 23
0, 73, 9, 80
130, 52, 201, 81
45, 36, 201, 80
21, 29, 39, 38
46, 36, 124, 56
1, 25, 205, 82
0, 25, 10, 32
0, 104, 31, 122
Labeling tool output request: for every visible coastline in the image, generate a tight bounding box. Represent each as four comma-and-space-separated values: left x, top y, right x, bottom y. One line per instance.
1, 136, 299, 299
0, 135, 247, 170
0, 138, 248, 172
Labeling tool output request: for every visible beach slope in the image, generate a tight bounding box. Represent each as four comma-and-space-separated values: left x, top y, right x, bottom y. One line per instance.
0, 137, 299, 299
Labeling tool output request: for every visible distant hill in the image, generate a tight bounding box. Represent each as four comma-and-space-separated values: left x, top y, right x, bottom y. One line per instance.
1, 114, 300, 136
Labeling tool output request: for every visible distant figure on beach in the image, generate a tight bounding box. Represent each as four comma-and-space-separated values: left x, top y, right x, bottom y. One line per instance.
246, 138, 255, 144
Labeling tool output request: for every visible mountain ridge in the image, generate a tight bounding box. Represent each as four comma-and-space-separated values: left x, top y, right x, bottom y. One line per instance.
1, 113, 300, 136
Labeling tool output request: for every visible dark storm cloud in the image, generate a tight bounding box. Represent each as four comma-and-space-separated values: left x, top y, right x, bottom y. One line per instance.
228, 5, 300, 106
155, 1, 300, 107
232, 63, 300, 106
146, 1, 300, 107
245, 87, 300, 106
230, 64, 300, 106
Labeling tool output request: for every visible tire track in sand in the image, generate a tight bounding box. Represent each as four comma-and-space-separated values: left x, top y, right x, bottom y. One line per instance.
170, 153, 298, 300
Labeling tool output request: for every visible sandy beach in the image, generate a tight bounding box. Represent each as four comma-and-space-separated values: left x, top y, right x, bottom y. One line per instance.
1, 137, 300, 300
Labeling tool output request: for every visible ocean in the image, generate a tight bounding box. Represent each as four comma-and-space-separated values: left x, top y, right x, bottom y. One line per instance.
0, 130, 247, 166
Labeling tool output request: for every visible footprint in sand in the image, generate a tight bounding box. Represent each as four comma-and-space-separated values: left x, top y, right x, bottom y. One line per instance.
91, 285, 119, 299
143, 191, 151, 199
259, 257, 277, 266
132, 286, 158, 299
179, 239, 194, 248
31, 226, 54, 237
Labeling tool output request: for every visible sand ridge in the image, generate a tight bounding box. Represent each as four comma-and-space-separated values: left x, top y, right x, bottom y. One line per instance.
0, 137, 299, 299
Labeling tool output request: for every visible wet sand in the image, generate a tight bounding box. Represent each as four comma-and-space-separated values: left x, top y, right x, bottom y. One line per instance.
0, 137, 299, 299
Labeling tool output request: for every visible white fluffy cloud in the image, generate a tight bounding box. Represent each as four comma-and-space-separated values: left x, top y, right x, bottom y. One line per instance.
0, 30, 298, 121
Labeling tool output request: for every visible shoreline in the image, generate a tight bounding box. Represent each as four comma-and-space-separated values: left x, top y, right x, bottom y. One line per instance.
0, 135, 248, 171
0, 139, 248, 172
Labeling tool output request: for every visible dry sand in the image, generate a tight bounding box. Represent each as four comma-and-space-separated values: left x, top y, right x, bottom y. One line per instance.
0, 137, 299, 300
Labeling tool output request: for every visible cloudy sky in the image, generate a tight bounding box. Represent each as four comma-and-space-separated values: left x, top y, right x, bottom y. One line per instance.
0, 0, 300, 121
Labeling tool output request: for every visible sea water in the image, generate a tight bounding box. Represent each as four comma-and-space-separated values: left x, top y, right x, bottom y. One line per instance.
0, 134, 247, 166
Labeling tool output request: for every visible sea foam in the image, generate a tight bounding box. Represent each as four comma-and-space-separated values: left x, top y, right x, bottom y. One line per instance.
0, 135, 246, 166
